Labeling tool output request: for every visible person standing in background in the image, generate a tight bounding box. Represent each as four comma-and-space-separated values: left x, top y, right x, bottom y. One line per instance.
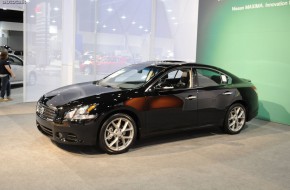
0, 50, 16, 102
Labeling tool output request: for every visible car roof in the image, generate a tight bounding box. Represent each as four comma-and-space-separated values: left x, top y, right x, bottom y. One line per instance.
139, 60, 242, 82
141, 60, 215, 69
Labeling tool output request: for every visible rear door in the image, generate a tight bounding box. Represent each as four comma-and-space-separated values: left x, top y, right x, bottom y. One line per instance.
195, 67, 237, 126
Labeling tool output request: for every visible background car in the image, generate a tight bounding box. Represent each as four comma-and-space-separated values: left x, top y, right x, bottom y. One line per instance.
79, 55, 129, 75
36, 61, 258, 154
6, 54, 37, 86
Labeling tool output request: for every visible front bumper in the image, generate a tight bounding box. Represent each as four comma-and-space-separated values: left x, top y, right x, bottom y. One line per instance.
36, 114, 99, 145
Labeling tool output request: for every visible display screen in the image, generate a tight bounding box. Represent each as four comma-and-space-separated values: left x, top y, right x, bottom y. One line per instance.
197, 0, 290, 125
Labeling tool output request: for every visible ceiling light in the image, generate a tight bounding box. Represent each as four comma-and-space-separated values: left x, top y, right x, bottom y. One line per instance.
102, 25, 107, 28
167, 9, 172, 13
139, 25, 143, 29
121, 15, 126, 19
30, 15, 35, 18
107, 8, 113, 12
144, 29, 149, 32
131, 21, 136, 25
96, 21, 99, 24
52, 20, 56, 23
54, 7, 59, 11
171, 17, 176, 20
112, 28, 116, 31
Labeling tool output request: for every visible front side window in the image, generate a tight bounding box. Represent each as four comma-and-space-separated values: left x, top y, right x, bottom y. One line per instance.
155, 68, 192, 89
196, 68, 230, 87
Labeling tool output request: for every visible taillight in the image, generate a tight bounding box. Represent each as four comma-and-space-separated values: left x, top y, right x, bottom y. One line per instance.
252, 86, 257, 91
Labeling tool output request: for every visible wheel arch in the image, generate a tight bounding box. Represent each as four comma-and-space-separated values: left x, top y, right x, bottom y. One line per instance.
97, 107, 142, 141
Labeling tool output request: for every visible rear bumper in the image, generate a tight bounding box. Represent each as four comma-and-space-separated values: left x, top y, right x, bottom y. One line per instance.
36, 114, 99, 145
247, 107, 258, 121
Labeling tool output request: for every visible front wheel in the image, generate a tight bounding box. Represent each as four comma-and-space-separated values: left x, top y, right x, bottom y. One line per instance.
99, 113, 137, 154
223, 103, 246, 134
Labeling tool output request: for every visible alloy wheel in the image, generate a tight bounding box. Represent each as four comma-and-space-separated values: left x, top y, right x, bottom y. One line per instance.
228, 106, 246, 132
104, 117, 135, 152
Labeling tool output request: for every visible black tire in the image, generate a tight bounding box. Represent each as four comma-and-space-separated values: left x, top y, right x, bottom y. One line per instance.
99, 113, 137, 154
222, 103, 246, 134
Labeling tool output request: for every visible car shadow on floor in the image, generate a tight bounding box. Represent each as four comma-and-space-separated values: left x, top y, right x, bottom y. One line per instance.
52, 141, 103, 155
53, 126, 227, 155
134, 126, 224, 149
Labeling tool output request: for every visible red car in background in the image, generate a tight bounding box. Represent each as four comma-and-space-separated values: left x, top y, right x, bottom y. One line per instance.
79, 55, 129, 75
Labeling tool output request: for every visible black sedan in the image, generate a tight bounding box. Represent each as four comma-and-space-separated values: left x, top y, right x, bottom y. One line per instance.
36, 61, 258, 154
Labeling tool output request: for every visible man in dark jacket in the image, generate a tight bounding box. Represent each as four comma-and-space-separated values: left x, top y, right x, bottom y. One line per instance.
0, 50, 16, 102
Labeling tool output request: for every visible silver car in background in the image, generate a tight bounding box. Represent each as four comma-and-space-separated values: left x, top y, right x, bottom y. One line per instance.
8, 54, 37, 86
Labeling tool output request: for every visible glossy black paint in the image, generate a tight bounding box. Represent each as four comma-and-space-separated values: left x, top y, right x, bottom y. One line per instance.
36, 62, 258, 145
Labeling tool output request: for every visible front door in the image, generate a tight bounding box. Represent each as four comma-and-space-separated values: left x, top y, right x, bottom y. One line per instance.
145, 67, 198, 133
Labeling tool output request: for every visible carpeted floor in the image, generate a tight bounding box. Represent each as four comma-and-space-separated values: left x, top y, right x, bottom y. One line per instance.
0, 102, 290, 190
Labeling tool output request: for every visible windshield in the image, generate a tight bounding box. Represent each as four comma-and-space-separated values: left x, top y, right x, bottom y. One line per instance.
99, 64, 163, 89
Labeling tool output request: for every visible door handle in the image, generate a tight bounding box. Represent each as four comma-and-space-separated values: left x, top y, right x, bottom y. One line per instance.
222, 91, 233, 95
185, 95, 197, 100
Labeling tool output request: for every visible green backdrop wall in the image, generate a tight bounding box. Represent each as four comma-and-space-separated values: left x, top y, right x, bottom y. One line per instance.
197, 0, 290, 125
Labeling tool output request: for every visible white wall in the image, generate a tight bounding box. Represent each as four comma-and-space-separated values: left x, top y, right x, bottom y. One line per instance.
23, 0, 199, 102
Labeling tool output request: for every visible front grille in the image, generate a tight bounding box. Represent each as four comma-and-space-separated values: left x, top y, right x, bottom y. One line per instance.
37, 103, 57, 121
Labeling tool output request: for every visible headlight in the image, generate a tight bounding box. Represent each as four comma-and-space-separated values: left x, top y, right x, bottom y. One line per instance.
64, 104, 98, 120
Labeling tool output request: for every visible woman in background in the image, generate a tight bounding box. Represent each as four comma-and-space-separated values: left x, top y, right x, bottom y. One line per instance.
0, 50, 16, 102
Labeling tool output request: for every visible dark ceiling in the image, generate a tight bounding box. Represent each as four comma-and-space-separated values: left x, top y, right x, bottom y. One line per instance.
0, 9, 23, 23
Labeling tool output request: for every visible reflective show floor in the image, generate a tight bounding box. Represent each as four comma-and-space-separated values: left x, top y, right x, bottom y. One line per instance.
0, 102, 290, 190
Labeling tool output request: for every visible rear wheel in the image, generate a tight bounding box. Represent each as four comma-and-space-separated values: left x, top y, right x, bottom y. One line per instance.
99, 113, 137, 154
223, 103, 246, 134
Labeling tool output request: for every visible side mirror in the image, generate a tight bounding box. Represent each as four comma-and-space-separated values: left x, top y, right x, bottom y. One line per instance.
147, 87, 155, 93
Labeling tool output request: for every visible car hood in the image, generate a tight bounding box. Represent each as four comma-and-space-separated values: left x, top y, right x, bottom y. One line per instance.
43, 82, 120, 107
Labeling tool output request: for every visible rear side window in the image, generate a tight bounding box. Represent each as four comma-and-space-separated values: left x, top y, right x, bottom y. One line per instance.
196, 68, 230, 87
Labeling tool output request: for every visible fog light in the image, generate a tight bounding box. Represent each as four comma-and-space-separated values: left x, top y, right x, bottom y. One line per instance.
56, 132, 63, 138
